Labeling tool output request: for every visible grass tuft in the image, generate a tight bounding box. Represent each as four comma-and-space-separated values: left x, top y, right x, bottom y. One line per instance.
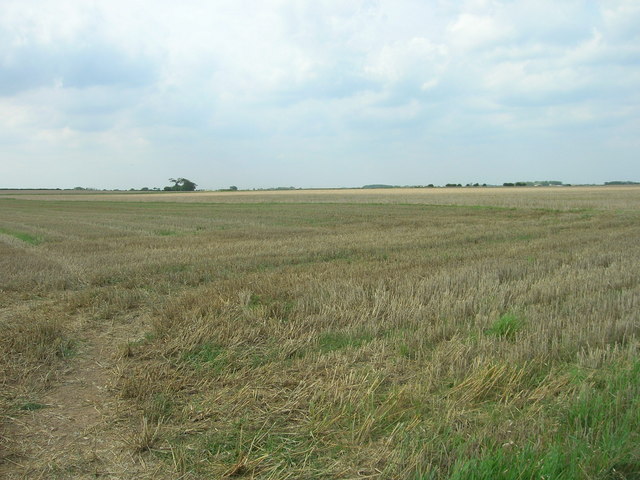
156, 229, 178, 236
318, 330, 373, 352
126, 416, 162, 453
18, 401, 47, 411
486, 313, 523, 340
182, 343, 228, 371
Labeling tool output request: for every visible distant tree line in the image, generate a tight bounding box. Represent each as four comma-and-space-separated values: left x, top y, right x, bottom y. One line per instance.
57, 178, 638, 192
503, 181, 565, 187
363, 184, 436, 189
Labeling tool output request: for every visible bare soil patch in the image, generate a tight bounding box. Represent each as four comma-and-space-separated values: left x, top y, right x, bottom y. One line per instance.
1, 317, 163, 480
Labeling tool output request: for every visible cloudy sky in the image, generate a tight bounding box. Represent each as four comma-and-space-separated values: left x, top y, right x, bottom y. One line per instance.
1, 0, 639, 189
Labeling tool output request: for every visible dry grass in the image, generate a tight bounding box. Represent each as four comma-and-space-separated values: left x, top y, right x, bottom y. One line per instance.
1, 187, 639, 478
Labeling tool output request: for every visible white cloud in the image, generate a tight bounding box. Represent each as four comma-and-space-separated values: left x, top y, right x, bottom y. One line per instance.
603, 0, 640, 40
365, 37, 448, 85
0, 0, 639, 188
448, 13, 514, 50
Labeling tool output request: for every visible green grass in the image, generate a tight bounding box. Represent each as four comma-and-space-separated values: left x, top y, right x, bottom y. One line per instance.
398, 342, 416, 359
0, 227, 42, 245
18, 401, 47, 411
318, 330, 374, 353
181, 343, 227, 372
156, 229, 178, 236
143, 393, 175, 422
446, 360, 640, 480
486, 313, 524, 340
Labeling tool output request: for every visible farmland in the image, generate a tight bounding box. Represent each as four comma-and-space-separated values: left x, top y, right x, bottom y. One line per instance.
1, 186, 639, 479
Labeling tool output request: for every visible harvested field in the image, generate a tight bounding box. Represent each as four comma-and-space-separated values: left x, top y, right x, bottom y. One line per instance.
3, 185, 640, 210
1, 187, 639, 479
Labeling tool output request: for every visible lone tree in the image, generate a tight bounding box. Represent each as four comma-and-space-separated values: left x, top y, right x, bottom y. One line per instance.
164, 178, 197, 191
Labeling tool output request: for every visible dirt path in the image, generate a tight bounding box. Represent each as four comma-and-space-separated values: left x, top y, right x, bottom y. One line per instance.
1, 317, 164, 479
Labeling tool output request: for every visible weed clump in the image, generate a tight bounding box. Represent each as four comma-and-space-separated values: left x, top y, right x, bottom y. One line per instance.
486, 313, 523, 340
318, 330, 373, 353
182, 343, 227, 372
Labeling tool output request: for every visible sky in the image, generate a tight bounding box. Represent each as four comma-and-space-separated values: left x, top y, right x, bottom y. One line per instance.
1, 0, 639, 190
